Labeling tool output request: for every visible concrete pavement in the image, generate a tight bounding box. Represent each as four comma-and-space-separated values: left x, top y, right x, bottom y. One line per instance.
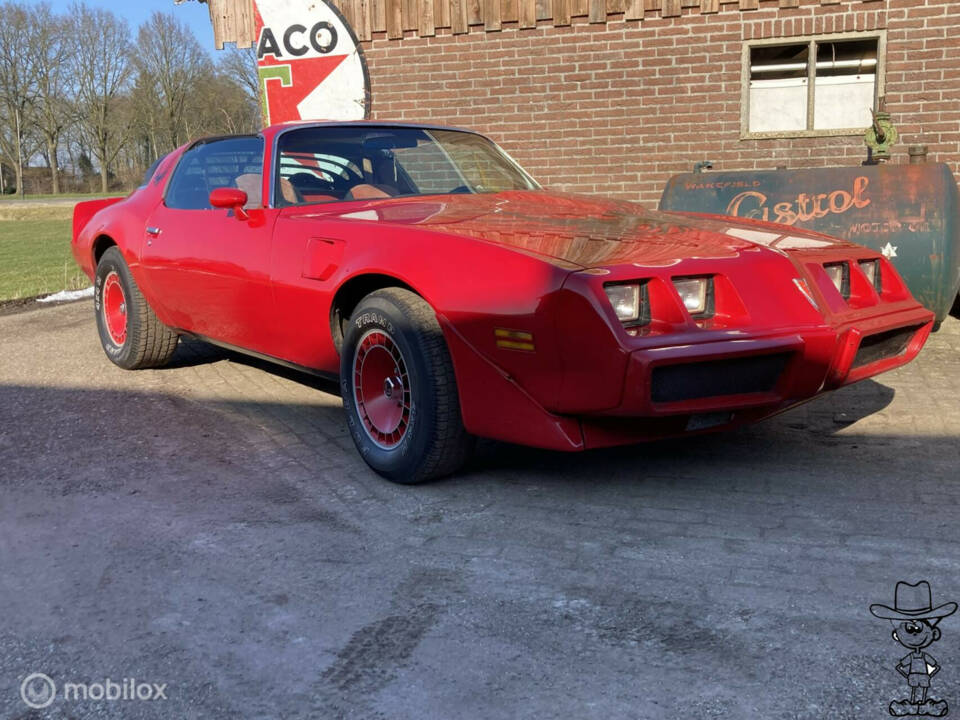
1, 301, 959, 719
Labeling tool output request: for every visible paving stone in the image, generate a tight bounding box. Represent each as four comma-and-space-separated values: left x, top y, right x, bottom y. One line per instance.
0, 302, 958, 719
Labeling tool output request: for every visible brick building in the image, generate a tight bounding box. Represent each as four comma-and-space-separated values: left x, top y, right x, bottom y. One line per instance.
217, 0, 960, 206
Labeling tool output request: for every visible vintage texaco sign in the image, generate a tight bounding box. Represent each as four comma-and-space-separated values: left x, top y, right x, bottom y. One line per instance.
254, 0, 370, 124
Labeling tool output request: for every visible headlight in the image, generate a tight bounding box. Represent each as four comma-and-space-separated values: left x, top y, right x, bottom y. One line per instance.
824, 262, 850, 299
672, 277, 710, 315
859, 259, 881, 292
604, 283, 641, 323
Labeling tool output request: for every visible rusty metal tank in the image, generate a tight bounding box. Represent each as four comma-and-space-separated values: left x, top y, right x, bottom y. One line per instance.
659, 163, 960, 323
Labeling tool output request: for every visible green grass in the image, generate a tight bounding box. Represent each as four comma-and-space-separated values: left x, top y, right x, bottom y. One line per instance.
0, 192, 118, 202
0, 216, 89, 301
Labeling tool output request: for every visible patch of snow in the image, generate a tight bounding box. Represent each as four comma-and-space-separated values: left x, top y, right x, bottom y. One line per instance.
36, 287, 94, 304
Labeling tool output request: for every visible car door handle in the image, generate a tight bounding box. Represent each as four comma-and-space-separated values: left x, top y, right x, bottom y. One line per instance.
146, 227, 162, 237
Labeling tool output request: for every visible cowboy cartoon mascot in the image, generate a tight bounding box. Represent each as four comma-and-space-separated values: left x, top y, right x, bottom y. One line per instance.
871, 581, 957, 717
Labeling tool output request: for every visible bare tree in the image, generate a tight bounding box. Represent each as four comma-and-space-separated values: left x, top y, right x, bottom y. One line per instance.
218, 45, 261, 111
0, 2, 261, 195
181, 72, 260, 137
71, 1, 133, 193
134, 12, 213, 151
0, 1, 37, 198
30, 2, 72, 194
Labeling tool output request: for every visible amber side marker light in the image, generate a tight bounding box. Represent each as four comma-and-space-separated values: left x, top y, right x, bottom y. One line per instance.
495, 328, 535, 352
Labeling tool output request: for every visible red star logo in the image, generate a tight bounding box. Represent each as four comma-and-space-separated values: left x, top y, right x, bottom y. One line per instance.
260, 54, 349, 123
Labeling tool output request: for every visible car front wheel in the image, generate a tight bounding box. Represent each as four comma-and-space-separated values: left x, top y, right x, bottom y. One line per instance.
95, 246, 178, 369
340, 288, 473, 483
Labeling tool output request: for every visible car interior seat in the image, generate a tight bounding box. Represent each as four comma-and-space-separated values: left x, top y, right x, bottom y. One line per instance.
234, 174, 262, 208
277, 177, 302, 206
287, 172, 339, 203
346, 184, 396, 200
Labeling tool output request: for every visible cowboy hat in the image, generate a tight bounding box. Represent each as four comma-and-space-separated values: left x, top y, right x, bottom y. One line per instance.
870, 581, 958, 621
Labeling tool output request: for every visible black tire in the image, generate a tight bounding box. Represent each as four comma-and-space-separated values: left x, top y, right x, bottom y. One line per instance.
340, 288, 474, 483
94, 246, 178, 369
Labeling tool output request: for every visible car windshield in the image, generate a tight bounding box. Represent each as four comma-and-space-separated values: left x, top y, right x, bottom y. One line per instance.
274, 126, 539, 206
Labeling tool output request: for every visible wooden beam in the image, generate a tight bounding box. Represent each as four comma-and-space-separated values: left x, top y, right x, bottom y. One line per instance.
206, 0, 256, 49
518, 0, 536, 27
739, 0, 759, 9
589, 0, 605, 22
372, 0, 387, 32
340, 0, 355, 30
554, 0, 571, 24
469, 0, 484, 24
486, 0, 502, 29
452, 0, 469, 32
502, 0, 519, 22
419, 0, 436, 35
625, 0, 644, 20
402, 0, 418, 31
701, 0, 719, 13
357, 0, 372, 39
435, 0, 451, 28
663, 0, 680, 15
386, 0, 403, 38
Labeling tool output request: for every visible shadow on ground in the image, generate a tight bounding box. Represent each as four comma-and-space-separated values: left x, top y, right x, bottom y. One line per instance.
135, 335, 901, 484
0, 370, 906, 493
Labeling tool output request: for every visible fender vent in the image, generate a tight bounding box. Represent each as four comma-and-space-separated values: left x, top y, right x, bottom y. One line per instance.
651, 353, 791, 404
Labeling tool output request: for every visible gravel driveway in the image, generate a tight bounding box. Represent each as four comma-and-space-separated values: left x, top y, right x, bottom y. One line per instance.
2, 301, 959, 719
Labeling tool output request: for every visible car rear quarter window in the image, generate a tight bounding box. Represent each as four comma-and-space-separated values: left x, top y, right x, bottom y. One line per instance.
165, 136, 265, 210
139, 155, 167, 189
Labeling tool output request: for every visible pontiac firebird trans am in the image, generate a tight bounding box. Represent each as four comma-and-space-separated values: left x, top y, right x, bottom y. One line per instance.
72, 122, 934, 482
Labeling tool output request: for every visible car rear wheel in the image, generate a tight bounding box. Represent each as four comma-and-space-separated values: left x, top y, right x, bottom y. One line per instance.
95, 246, 178, 369
340, 288, 474, 483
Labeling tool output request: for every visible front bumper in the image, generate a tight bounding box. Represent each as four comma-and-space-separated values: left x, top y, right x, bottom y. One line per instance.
445, 300, 933, 453
579, 303, 933, 449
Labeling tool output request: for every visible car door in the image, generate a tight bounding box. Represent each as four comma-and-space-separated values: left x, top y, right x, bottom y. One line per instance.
264, 127, 373, 373
139, 136, 282, 354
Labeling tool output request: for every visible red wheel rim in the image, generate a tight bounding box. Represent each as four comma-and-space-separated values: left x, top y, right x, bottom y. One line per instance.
352, 330, 411, 449
102, 271, 127, 346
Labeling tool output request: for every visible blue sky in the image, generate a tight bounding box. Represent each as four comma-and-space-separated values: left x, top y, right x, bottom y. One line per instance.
42, 0, 220, 55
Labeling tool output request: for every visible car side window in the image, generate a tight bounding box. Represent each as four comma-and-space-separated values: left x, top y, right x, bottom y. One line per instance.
165, 136, 265, 210
277, 149, 363, 206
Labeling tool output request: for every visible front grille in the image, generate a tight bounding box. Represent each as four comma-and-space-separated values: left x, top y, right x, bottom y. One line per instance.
852, 326, 919, 369
651, 352, 791, 404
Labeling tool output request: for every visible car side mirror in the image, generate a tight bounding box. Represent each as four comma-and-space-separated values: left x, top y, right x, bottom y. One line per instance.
209, 188, 249, 220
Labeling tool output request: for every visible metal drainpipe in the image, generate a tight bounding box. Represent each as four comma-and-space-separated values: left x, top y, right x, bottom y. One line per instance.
908, 146, 929, 164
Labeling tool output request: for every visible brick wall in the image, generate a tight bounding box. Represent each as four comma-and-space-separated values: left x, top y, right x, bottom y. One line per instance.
361, 0, 960, 206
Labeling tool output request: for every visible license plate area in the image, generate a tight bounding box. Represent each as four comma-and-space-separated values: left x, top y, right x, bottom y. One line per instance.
685, 412, 734, 432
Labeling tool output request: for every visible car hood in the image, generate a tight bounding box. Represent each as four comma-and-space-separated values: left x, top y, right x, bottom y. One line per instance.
306, 189, 858, 268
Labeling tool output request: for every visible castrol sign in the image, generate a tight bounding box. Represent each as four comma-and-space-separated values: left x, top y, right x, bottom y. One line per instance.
255, 0, 370, 124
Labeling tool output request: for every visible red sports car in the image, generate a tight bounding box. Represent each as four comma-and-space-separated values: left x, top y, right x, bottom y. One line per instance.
72, 122, 934, 482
